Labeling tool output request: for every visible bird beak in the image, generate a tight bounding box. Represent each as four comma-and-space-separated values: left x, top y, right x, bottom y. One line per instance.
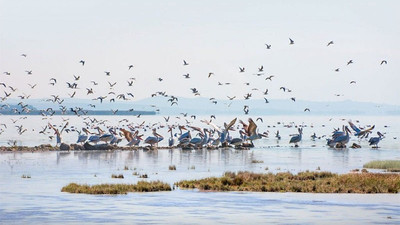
346, 126, 351, 134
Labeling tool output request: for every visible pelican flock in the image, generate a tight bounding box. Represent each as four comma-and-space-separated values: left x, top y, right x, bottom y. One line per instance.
0, 38, 390, 150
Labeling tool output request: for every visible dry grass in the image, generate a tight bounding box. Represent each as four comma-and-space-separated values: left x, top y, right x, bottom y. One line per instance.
61, 181, 171, 194
251, 160, 264, 163
21, 174, 31, 178
176, 171, 400, 193
363, 160, 400, 171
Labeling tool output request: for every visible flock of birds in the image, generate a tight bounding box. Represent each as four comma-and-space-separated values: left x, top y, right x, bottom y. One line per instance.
55, 116, 386, 149
0, 38, 391, 149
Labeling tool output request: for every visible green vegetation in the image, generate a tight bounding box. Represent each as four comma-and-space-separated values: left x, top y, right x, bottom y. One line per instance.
363, 160, 400, 171
61, 181, 171, 194
175, 171, 400, 193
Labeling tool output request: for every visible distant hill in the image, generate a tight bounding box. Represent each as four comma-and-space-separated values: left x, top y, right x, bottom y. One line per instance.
2, 97, 400, 116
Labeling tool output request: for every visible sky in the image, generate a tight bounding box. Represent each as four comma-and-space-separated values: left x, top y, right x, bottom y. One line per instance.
0, 0, 399, 105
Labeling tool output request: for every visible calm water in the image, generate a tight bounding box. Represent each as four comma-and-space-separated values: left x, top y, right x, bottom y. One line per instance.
1, 115, 400, 224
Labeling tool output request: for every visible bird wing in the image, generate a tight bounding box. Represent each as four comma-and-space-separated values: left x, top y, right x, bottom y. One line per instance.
188, 125, 203, 135
248, 118, 257, 136
225, 118, 237, 131
239, 119, 249, 133
200, 120, 221, 132
348, 121, 360, 133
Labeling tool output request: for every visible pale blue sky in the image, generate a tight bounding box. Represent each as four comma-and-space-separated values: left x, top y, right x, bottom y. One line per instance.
0, 0, 399, 105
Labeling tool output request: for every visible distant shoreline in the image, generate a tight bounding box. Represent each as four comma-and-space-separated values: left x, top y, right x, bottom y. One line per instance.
0, 110, 157, 116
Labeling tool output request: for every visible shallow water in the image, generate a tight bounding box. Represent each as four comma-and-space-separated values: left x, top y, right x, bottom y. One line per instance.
1, 147, 400, 224
1, 115, 400, 224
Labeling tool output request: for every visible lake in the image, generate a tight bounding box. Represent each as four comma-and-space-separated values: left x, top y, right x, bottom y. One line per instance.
0, 115, 400, 224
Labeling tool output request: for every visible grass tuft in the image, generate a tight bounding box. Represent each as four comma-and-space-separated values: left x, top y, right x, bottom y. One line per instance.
176, 171, 400, 193
111, 174, 124, 179
21, 174, 31, 178
139, 174, 148, 178
61, 181, 171, 195
363, 160, 400, 171
251, 160, 264, 163
169, 165, 176, 170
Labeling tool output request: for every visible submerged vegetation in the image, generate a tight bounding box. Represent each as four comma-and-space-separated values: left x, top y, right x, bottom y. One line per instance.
61, 181, 171, 194
363, 160, 400, 172
176, 171, 400, 193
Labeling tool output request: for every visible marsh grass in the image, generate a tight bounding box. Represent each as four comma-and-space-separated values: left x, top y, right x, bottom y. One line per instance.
251, 160, 264, 163
363, 160, 400, 171
21, 174, 31, 178
61, 181, 171, 195
123, 166, 129, 170
176, 171, 400, 193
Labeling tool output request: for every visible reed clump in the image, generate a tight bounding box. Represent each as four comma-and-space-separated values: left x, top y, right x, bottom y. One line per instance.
363, 160, 400, 172
176, 171, 400, 193
61, 181, 171, 195
111, 174, 124, 179
251, 160, 264, 163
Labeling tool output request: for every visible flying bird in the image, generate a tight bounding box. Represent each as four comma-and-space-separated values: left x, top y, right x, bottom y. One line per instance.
327, 41, 334, 46
380, 60, 387, 65
347, 60, 353, 65
183, 60, 189, 66
289, 38, 294, 45
265, 44, 271, 49
239, 67, 245, 73
79, 60, 85, 66
265, 75, 274, 81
